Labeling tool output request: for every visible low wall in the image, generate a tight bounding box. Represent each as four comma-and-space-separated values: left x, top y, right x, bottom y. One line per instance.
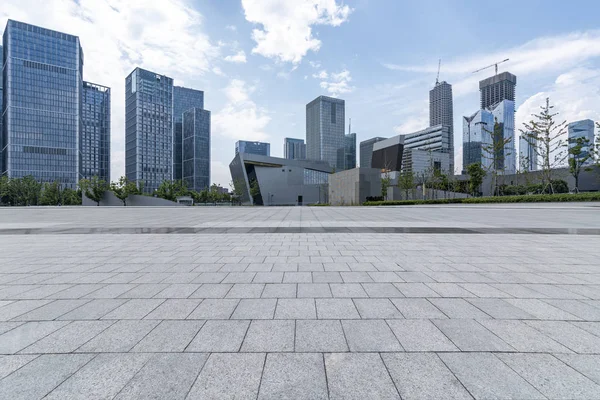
388, 187, 470, 201
83, 191, 182, 207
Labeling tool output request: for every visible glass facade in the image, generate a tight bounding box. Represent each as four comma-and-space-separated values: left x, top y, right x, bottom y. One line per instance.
568, 119, 595, 166
303, 168, 329, 185
284, 137, 306, 160
2, 20, 83, 187
235, 140, 270, 156
125, 67, 173, 193
489, 100, 516, 174
519, 134, 537, 171
344, 133, 356, 170
306, 95, 345, 170
173, 86, 204, 180
182, 107, 210, 191
359, 137, 386, 168
462, 109, 494, 171
429, 81, 454, 174
80, 82, 110, 182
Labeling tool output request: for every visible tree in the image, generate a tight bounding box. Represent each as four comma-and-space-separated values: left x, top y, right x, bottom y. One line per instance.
62, 188, 81, 205
40, 181, 62, 206
249, 179, 260, 204
568, 136, 594, 193
79, 176, 109, 206
156, 180, 188, 202
398, 170, 414, 200
110, 176, 140, 206
520, 97, 568, 194
482, 118, 513, 196
467, 163, 486, 197
0, 176, 9, 204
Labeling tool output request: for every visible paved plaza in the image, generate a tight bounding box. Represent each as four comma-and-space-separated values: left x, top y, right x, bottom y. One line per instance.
0, 204, 600, 399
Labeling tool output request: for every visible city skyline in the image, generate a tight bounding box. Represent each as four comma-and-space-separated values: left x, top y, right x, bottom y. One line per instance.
1, 1, 599, 185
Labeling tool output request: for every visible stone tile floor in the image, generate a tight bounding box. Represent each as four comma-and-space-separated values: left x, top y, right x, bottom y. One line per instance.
0, 204, 599, 399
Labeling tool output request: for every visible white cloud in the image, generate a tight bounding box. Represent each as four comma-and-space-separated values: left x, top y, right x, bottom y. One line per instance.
318, 68, 354, 96
309, 60, 322, 69
213, 79, 271, 142
312, 70, 329, 79
224, 50, 247, 63
0, 0, 221, 182
241, 0, 351, 64
225, 25, 237, 32
212, 66, 226, 76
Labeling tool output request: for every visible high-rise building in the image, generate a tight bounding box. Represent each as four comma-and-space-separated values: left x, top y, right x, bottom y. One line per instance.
306, 95, 345, 170
125, 67, 174, 193
488, 100, 516, 174
568, 119, 595, 165
429, 81, 454, 173
80, 82, 111, 182
344, 133, 357, 170
284, 138, 306, 160
359, 137, 386, 168
479, 72, 517, 110
519, 134, 537, 172
173, 86, 204, 181
462, 109, 494, 172
235, 140, 270, 156
182, 108, 211, 191
2, 20, 84, 187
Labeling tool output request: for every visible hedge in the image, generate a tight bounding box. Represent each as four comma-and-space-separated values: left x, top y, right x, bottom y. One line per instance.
363, 192, 600, 206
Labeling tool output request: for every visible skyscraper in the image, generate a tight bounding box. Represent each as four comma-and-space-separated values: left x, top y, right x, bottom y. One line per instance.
488, 100, 516, 174
429, 81, 454, 174
462, 109, 494, 171
306, 95, 345, 170
359, 137, 386, 168
182, 108, 211, 191
2, 20, 84, 187
80, 82, 111, 182
284, 138, 306, 160
519, 134, 537, 171
125, 67, 174, 193
173, 86, 204, 181
479, 72, 517, 110
568, 119, 595, 165
344, 133, 357, 170
235, 141, 270, 156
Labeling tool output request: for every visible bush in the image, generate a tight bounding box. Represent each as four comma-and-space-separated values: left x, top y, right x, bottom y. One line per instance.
366, 196, 384, 202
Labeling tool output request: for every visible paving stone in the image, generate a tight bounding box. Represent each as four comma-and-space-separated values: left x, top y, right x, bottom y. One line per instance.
362, 283, 404, 297
12, 299, 90, 321
544, 299, 600, 320
479, 319, 572, 353
253, 272, 284, 283
115, 353, 208, 400
226, 283, 265, 298
283, 272, 312, 283
440, 353, 545, 400
190, 283, 232, 298
187, 298, 239, 319
231, 298, 276, 319
144, 299, 200, 319
0, 321, 68, 354
58, 299, 126, 320
21, 320, 114, 354
222, 272, 256, 284
429, 298, 491, 319
85, 284, 137, 299
295, 320, 348, 352
505, 298, 581, 320
313, 272, 343, 283
316, 298, 360, 319
76, 320, 160, 352
330, 283, 368, 298
353, 298, 402, 319
387, 319, 458, 351
153, 284, 200, 298
49, 284, 107, 299
186, 320, 249, 352
0, 354, 94, 400
466, 298, 535, 319
0, 321, 23, 335
275, 298, 316, 319
0, 354, 38, 379
132, 320, 204, 352
0, 300, 52, 321
394, 283, 440, 297
491, 283, 550, 298
193, 272, 227, 283
433, 319, 514, 351
187, 353, 265, 400
526, 320, 600, 353
261, 283, 296, 298
382, 353, 472, 400
556, 354, 600, 385
101, 298, 164, 319
241, 320, 295, 352
342, 320, 402, 351
390, 298, 446, 319
297, 283, 332, 298
45, 353, 152, 400
259, 353, 327, 400
325, 353, 400, 400
460, 283, 510, 298
368, 272, 403, 282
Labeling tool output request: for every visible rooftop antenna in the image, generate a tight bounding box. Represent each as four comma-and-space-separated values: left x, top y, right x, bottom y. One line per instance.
435, 59, 441, 85
472, 58, 509, 76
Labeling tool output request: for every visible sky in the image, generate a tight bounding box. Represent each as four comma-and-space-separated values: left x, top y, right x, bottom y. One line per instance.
2, 0, 600, 185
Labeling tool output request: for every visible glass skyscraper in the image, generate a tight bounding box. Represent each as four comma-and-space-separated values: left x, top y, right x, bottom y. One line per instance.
344, 132, 356, 170
284, 138, 306, 160
568, 119, 595, 166
235, 140, 270, 156
429, 81, 454, 174
173, 86, 204, 181
125, 67, 173, 193
359, 137, 386, 168
463, 109, 494, 172
182, 108, 211, 191
2, 20, 83, 187
306, 95, 345, 170
80, 82, 110, 182
519, 134, 537, 171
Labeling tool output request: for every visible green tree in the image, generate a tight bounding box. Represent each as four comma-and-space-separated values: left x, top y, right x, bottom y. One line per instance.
79, 176, 109, 206
568, 136, 594, 192
62, 188, 81, 205
482, 118, 513, 196
398, 170, 414, 200
381, 172, 391, 200
467, 163, 486, 197
520, 97, 568, 194
110, 176, 140, 206
40, 181, 62, 206
249, 179, 260, 204
156, 180, 188, 202
0, 176, 9, 204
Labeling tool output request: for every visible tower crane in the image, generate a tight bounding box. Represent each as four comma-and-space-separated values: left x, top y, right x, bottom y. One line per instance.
472, 58, 509, 76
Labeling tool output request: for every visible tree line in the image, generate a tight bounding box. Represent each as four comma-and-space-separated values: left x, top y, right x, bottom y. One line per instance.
0, 176, 81, 206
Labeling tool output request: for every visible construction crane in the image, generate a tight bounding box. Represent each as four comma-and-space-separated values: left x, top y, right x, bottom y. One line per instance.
435, 59, 441, 84
472, 58, 509, 76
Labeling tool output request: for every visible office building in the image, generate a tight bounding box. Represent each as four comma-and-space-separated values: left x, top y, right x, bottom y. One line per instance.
430, 81, 454, 173
80, 82, 111, 182
403, 125, 452, 155
344, 133, 356, 170
568, 119, 595, 165
519, 134, 537, 171
229, 152, 332, 206
182, 107, 211, 191
372, 136, 404, 171
235, 140, 270, 156
402, 148, 450, 175
284, 138, 306, 160
359, 137, 386, 168
306, 95, 345, 169
125, 67, 174, 193
2, 20, 84, 187
463, 109, 494, 171
489, 100, 516, 174
173, 86, 204, 180
479, 72, 517, 110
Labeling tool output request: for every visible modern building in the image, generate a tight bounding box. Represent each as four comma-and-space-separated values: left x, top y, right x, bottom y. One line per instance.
229, 152, 332, 206
182, 107, 211, 192
306, 95, 345, 170
519, 134, 537, 172
372, 136, 404, 171
429, 81, 454, 173
125, 67, 174, 193
80, 82, 111, 182
479, 72, 517, 110
235, 140, 270, 157
2, 20, 86, 187
462, 109, 494, 171
173, 86, 204, 181
359, 137, 386, 168
568, 119, 595, 165
403, 125, 452, 155
284, 138, 306, 160
344, 133, 357, 170
329, 168, 381, 206
402, 148, 450, 176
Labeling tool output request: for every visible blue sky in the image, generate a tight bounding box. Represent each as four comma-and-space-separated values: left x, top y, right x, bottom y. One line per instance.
2, 0, 600, 184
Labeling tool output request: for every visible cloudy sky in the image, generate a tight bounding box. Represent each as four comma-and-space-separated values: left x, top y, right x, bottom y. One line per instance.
2, 0, 599, 183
